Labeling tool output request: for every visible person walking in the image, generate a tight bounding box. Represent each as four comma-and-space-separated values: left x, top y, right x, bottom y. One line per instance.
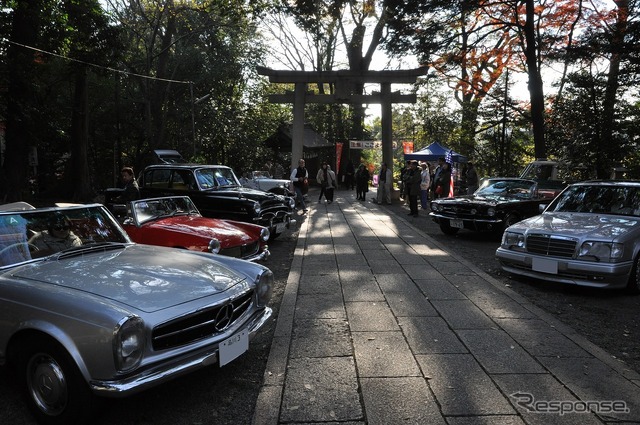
406, 160, 421, 216
420, 162, 431, 210
290, 158, 309, 213
355, 164, 371, 201
316, 162, 337, 204
466, 162, 479, 194
376, 162, 393, 205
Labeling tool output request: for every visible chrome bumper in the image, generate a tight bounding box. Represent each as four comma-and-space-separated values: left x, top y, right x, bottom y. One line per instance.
90, 306, 273, 397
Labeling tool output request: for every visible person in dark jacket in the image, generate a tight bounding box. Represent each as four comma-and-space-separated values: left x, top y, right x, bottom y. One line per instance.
405, 160, 422, 216
434, 162, 451, 198
290, 158, 309, 213
355, 164, 371, 201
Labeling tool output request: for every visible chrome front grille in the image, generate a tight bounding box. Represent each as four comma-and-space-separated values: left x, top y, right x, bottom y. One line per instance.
152, 291, 254, 350
526, 234, 576, 258
220, 241, 259, 259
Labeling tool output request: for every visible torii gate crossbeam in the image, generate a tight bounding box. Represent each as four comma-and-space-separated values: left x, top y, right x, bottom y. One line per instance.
257, 66, 427, 175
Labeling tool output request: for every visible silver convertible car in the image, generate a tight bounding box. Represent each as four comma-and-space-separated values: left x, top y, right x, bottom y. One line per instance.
496, 180, 640, 293
0, 202, 273, 424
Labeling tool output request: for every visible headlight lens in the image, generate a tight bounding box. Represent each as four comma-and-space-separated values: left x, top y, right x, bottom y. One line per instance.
113, 316, 145, 372
578, 241, 624, 260
256, 270, 273, 307
430, 202, 440, 212
208, 239, 221, 254
288, 197, 296, 209
487, 207, 496, 217
260, 227, 270, 242
253, 202, 261, 215
502, 231, 525, 250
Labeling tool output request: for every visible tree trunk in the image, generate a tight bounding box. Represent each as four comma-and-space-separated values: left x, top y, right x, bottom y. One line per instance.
524, 0, 546, 159
598, 0, 627, 178
2, 0, 44, 201
71, 68, 93, 202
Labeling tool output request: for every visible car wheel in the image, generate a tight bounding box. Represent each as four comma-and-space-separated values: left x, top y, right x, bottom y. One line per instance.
626, 255, 640, 295
503, 213, 520, 230
439, 221, 459, 235
19, 337, 93, 425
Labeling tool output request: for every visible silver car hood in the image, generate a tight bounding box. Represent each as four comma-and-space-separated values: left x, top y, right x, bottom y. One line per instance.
11, 244, 247, 312
514, 212, 640, 239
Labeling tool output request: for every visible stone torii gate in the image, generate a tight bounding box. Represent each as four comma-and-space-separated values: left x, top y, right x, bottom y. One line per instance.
256, 66, 427, 173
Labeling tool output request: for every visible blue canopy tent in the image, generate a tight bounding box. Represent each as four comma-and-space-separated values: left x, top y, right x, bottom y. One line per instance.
403, 142, 468, 163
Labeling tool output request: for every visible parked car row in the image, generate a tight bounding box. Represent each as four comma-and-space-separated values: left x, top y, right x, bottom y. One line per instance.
0, 158, 302, 424
430, 176, 640, 294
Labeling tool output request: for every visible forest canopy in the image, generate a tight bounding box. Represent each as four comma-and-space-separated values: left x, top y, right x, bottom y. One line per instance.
0, 0, 638, 202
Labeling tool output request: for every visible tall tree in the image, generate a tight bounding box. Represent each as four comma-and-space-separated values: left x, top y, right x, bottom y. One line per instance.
280, 0, 392, 140
2, 0, 49, 201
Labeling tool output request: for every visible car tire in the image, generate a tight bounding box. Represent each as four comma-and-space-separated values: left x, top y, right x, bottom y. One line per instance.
626, 255, 640, 295
503, 213, 520, 230
19, 337, 93, 425
439, 221, 460, 235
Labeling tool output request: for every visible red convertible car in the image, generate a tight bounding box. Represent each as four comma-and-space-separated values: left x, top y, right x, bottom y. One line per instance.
116, 196, 270, 261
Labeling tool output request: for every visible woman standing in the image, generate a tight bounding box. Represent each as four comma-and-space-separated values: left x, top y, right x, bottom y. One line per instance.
420, 162, 431, 209
316, 162, 337, 204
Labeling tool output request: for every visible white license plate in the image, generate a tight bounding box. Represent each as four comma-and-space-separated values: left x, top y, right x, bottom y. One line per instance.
275, 222, 287, 233
219, 329, 248, 367
532, 257, 558, 274
450, 219, 464, 229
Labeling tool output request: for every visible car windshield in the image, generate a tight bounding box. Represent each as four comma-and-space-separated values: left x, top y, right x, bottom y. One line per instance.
132, 197, 200, 224
476, 179, 536, 199
253, 171, 272, 179
549, 184, 640, 216
0, 204, 129, 267
195, 168, 239, 188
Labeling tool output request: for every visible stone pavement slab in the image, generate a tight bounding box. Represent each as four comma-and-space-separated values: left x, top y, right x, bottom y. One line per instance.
253, 189, 640, 425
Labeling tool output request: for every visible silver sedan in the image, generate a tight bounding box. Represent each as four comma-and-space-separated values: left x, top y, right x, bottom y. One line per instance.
496, 180, 640, 293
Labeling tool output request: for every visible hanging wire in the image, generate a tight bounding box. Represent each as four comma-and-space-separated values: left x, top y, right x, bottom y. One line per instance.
1, 38, 193, 85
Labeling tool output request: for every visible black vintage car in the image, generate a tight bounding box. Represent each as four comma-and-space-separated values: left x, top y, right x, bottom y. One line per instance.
132, 164, 296, 239
429, 177, 558, 236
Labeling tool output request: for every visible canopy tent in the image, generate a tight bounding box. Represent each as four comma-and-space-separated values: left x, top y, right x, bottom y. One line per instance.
403, 142, 468, 163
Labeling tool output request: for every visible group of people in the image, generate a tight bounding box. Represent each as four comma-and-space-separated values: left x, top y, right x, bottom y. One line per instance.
288, 157, 480, 217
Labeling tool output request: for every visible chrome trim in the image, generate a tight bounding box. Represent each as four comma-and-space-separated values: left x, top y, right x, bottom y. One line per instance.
89, 307, 273, 397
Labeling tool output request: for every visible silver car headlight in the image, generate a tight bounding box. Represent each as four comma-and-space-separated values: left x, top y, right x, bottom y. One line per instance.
208, 239, 221, 254
430, 202, 440, 212
260, 227, 270, 242
502, 231, 525, 250
487, 207, 496, 217
288, 197, 296, 209
253, 202, 261, 215
578, 241, 624, 261
256, 269, 273, 307
113, 316, 145, 373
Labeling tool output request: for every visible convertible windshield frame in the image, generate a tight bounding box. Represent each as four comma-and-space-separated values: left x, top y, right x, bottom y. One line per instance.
0, 204, 130, 268
476, 179, 537, 199
131, 196, 200, 226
